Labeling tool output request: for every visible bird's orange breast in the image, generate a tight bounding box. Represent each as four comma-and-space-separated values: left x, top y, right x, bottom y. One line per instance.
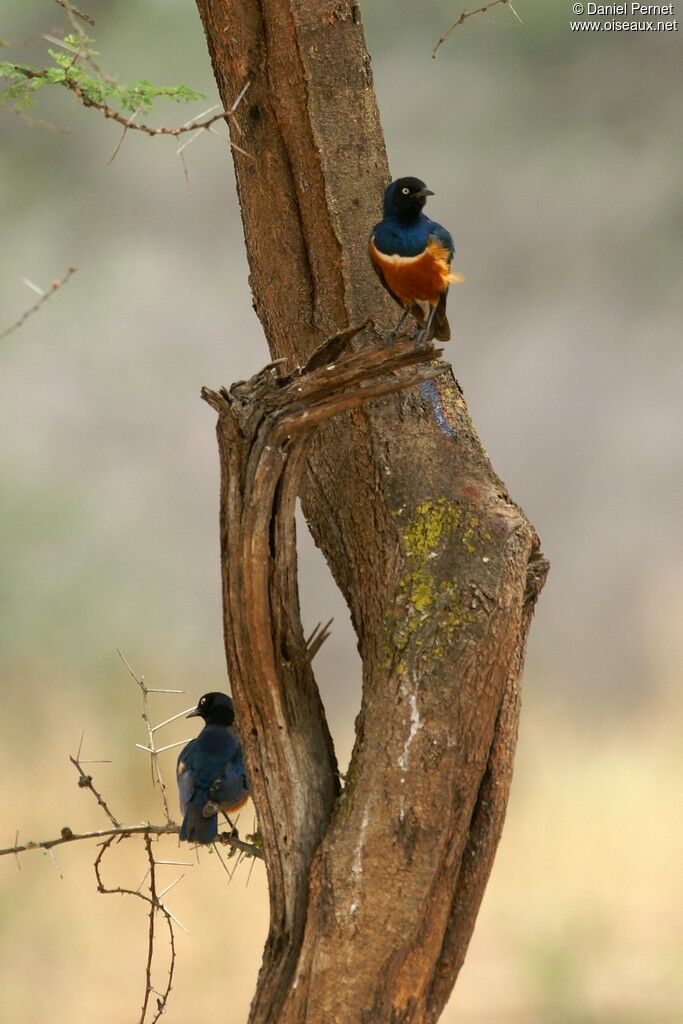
369, 238, 460, 306
221, 794, 249, 813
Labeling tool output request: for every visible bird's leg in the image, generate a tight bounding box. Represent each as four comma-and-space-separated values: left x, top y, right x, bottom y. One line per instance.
386, 308, 410, 345
418, 305, 438, 349
222, 812, 238, 838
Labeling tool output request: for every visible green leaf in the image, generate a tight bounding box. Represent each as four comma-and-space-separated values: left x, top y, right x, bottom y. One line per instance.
1, 31, 208, 120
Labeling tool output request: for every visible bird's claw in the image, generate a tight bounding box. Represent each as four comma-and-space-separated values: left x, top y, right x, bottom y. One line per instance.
416, 329, 434, 351
217, 826, 239, 844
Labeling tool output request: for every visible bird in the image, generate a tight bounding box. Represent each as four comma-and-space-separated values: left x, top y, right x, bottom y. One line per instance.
368, 176, 462, 344
176, 692, 249, 844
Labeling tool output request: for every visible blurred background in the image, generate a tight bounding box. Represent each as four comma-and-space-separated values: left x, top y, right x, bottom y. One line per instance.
1, 1, 681, 1022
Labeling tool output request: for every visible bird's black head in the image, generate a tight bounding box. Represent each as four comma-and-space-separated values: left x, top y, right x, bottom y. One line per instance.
383, 177, 434, 221
187, 692, 235, 726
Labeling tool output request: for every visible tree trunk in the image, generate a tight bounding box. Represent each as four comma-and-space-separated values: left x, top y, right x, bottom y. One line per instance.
195, 3, 549, 1023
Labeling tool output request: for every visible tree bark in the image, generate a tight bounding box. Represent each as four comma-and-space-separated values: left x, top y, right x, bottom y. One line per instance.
195, 2, 549, 1022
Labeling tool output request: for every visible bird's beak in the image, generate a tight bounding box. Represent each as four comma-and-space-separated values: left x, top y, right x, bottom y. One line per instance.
186, 707, 200, 719
415, 187, 434, 199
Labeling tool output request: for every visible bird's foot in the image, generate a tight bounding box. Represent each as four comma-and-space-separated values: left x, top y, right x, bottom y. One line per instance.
416, 327, 435, 351
221, 812, 239, 839
384, 329, 399, 347
216, 823, 239, 842
385, 324, 423, 347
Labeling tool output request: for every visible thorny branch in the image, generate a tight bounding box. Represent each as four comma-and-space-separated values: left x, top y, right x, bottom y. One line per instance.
432, 0, 522, 58
0, 266, 76, 342
94, 833, 177, 1024
75, 77, 252, 143
0, 821, 261, 860
70, 746, 121, 827
117, 649, 176, 825
7, 62, 251, 145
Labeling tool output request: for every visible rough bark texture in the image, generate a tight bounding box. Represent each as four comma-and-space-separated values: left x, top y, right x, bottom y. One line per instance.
195, 2, 549, 1022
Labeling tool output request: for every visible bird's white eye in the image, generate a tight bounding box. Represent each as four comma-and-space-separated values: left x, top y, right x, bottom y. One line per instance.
401, 187, 410, 195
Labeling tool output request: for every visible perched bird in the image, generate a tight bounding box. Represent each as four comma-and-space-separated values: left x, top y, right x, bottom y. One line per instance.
369, 176, 462, 343
176, 692, 249, 844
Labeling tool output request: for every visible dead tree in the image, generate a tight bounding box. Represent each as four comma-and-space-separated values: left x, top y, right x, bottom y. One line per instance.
196, 2, 548, 1022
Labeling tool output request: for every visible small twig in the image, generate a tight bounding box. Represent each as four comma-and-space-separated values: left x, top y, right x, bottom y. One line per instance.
95, 833, 176, 1024
72, 85, 236, 138
141, 834, 157, 1024
8, 66, 251, 146
54, 0, 95, 26
116, 649, 173, 825
432, 0, 521, 58
70, 753, 121, 827
55, 1, 115, 86
0, 266, 77, 341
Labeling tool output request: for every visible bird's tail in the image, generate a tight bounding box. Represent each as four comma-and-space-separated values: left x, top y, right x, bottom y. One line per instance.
179, 792, 217, 844
431, 291, 451, 342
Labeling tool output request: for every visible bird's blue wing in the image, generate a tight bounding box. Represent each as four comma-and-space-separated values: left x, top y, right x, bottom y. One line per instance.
208, 771, 249, 810
176, 739, 197, 816
428, 221, 455, 262
207, 729, 249, 810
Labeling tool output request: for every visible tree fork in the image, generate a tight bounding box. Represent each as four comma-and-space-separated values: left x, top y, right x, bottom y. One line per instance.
203, 332, 446, 1018
196, 2, 549, 1022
